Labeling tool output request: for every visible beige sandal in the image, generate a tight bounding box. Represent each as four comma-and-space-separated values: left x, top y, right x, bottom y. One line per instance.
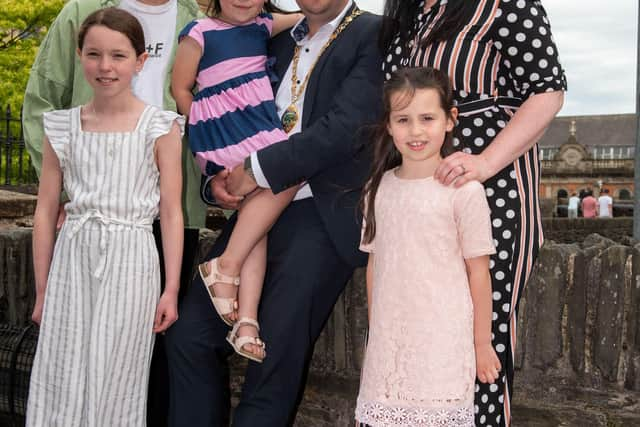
226, 317, 266, 363
198, 258, 240, 326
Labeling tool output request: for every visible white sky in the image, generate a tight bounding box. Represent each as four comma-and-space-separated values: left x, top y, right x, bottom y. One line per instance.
277, 0, 639, 118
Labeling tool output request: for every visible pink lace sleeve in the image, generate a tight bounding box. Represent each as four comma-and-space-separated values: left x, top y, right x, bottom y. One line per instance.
454, 181, 496, 259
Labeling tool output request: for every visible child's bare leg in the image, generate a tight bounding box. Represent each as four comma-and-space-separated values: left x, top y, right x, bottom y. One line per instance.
204, 186, 298, 320
235, 235, 267, 358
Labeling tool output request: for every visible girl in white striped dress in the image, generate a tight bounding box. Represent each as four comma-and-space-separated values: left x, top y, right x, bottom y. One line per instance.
27, 8, 184, 426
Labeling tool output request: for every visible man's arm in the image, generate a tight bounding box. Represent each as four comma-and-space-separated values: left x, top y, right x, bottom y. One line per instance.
23, 1, 81, 176
257, 16, 383, 194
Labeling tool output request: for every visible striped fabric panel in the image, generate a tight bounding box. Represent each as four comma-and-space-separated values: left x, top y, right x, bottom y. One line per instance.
189, 101, 282, 150
180, 16, 271, 73
194, 127, 287, 170
195, 56, 267, 94
190, 74, 273, 125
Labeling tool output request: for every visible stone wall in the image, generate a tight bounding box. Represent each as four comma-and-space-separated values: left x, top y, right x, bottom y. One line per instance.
2, 229, 640, 425
542, 217, 632, 243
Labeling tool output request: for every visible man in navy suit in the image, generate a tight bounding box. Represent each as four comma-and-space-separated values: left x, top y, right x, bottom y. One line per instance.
165, 1, 382, 425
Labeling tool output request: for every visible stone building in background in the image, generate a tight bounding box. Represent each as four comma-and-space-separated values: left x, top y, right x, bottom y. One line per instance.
538, 114, 635, 216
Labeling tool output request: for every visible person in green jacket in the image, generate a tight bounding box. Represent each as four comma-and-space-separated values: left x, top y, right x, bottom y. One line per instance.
22, 0, 206, 229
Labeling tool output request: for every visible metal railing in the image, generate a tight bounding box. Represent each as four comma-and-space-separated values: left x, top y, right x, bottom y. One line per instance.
1, 105, 37, 186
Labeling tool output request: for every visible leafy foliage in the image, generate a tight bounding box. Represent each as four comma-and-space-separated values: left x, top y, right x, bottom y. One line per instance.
0, 0, 65, 117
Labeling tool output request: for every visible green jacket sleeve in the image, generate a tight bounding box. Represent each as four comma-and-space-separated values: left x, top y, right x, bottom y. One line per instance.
22, 1, 80, 177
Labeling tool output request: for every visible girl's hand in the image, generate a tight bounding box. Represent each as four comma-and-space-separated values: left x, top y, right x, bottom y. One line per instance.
31, 294, 45, 325
153, 291, 179, 333
475, 343, 502, 384
434, 151, 492, 187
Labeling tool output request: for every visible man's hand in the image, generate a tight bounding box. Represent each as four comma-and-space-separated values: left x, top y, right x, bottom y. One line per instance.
228, 164, 258, 197
211, 169, 243, 210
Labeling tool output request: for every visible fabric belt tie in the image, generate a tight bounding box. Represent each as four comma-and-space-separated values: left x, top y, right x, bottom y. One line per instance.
456, 96, 522, 116
66, 210, 153, 279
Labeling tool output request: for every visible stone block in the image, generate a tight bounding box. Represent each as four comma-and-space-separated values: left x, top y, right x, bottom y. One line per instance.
568, 248, 589, 374
0, 190, 37, 219
521, 244, 570, 370
593, 245, 632, 382
0, 228, 35, 326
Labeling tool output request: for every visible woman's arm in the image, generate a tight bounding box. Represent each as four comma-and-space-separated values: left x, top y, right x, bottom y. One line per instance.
271, 12, 303, 36
435, 90, 564, 186
154, 122, 184, 332
366, 253, 374, 322
31, 137, 63, 324
465, 255, 501, 384
171, 37, 201, 116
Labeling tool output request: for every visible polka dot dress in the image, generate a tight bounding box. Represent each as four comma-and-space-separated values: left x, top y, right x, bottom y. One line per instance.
382, 1, 567, 426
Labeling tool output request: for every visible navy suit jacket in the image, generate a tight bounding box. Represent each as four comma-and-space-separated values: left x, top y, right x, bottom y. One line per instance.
258, 7, 383, 268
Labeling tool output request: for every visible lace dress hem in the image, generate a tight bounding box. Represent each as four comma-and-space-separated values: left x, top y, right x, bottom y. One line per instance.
355, 400, 474, 427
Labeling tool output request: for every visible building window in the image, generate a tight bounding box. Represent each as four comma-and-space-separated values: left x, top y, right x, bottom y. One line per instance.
619, 189, 631, 200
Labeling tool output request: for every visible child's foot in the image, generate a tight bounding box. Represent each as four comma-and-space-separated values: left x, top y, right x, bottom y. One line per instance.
198, 257, 240, 325
237, 323, 266, 359
226, 317, 266, 363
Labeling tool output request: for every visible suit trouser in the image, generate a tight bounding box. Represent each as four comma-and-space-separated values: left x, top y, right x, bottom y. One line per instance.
165, 199, 354, 427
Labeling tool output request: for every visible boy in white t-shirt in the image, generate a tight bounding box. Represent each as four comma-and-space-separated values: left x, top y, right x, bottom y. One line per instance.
567, 192, 580, 218
598, 189, 613, 218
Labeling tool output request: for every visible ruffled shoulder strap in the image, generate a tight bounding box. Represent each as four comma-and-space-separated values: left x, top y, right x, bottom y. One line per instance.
145, 107, 186, 144
42, 108, 73, 168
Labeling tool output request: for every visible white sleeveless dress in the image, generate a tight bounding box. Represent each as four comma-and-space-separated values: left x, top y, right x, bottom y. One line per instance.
26, 105, 184, 427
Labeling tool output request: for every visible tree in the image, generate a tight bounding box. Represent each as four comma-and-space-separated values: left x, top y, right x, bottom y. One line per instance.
0, 0, 65, 118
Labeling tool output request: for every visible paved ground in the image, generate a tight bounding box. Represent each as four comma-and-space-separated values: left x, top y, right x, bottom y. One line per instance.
512, 383, 640, 426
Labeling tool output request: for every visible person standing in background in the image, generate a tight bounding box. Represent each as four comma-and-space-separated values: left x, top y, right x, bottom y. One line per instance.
567, 192, 580, 218
598, 188, 613, 218
582, 190, 597, 219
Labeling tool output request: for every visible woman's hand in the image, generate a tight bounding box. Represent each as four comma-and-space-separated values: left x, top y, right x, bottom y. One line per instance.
475, 343, 502, 384
153, 291, 179, 333
434, 151, 493, 187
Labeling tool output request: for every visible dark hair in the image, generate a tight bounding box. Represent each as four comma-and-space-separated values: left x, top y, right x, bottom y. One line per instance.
207, 0, 289, 17
360, 67, 458, 244
379, 0, 477, 53
78, 7, 145, 56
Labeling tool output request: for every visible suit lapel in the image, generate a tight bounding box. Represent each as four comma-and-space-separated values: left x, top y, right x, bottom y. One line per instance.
302, 4, 358, 129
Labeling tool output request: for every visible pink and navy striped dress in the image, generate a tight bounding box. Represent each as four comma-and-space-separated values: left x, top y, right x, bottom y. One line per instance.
180, 14, 287, 176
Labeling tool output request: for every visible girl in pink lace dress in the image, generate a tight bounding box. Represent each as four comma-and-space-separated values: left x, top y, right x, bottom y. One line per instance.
355, 68, 501, 427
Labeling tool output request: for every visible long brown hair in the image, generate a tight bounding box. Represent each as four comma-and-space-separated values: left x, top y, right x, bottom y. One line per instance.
379, 0, 477, 53
78, 8, 145, 56
360, 67, 458, 245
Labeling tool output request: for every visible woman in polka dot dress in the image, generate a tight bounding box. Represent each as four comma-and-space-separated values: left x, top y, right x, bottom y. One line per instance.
379, 1, 566, 426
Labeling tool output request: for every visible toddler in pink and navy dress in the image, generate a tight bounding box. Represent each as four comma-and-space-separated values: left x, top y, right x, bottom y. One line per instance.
180, 12, 287, 176
172, 7, 301, 363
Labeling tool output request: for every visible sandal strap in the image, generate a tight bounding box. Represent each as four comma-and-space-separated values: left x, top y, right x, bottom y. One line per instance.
234, 335, 265, 350
235, 317, 260, 331
211, 296, 236, 315
201, 258, 240, 287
